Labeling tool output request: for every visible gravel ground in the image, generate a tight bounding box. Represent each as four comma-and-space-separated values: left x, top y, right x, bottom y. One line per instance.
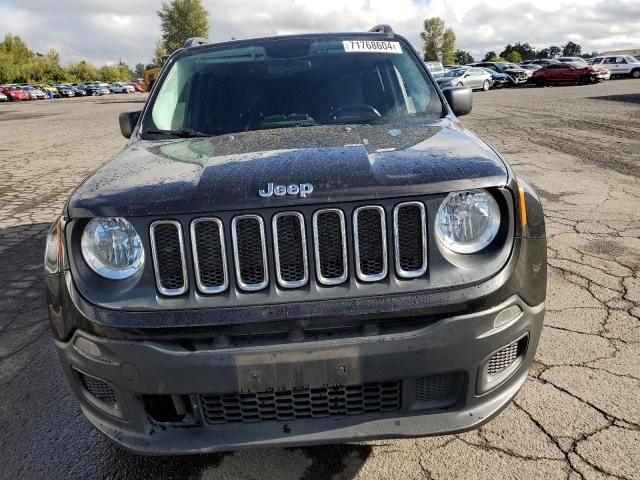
1, 80, 639, 479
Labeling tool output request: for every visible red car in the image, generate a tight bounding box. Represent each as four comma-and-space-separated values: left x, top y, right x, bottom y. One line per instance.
0, 85, 31, 101
532, 63, 599, 86
128, 82, 144, 93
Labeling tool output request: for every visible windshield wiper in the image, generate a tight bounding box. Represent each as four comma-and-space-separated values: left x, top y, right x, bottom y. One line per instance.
145, 128, 212, 138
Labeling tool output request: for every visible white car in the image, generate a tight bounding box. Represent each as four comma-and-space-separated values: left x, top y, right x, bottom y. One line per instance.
591, 55, 640, 78
110, 82, 135, 94
21, 85, 47, 100
0, 92, 7, 102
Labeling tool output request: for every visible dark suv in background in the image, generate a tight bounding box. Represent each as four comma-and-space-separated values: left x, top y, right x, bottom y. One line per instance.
45, 25, 546, 454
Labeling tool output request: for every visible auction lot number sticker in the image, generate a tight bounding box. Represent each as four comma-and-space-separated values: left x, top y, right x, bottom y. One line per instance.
343, 40, 402, 54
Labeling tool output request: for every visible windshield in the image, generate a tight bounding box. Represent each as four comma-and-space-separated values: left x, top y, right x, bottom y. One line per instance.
147, 37, 443, 136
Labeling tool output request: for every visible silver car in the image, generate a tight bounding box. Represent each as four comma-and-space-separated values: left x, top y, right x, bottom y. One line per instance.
436, 67, 493, 91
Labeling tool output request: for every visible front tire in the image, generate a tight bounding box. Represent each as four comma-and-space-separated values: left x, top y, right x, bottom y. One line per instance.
536, 78, 545, 87
631, 69, 640, 79
482, 80, 490, 91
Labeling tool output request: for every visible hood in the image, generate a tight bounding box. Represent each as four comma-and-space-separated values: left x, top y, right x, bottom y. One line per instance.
68, 120, 510, 218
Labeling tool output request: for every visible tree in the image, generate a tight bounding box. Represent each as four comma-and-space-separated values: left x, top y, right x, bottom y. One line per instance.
454, 49, 474, 65
134, 63, 146, 78
549, 45, 561, 58
67, 60, 99, 82
562, 41, 582, 56
157, 0, 209, 54
500, 42, 535, 61
420, 17, 445, 61
505, 51, 522, 64
153, 39, 168, 66
483, 51, 497, 62
420, 17, 458, 63
441, 28, 456, 65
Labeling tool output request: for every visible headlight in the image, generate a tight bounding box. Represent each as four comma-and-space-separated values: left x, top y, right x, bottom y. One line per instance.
435, 190, 501, 254
81, 217, 144, 279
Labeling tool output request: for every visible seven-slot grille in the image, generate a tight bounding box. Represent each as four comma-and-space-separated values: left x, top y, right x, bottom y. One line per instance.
149, 201, 429, 296
199, 381, 402, 424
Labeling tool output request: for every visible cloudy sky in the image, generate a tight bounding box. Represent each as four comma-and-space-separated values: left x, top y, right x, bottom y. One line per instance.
0, 0, 638, 67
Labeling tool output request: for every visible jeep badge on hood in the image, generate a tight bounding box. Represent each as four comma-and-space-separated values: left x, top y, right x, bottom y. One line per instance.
259, 182, 313, 198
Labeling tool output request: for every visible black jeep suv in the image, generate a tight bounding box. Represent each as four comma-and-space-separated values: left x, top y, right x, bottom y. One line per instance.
45, 26, 546, 455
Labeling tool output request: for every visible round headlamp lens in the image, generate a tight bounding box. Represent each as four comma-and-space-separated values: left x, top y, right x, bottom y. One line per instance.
435, 190, 501, 254
81, 217, 144, 279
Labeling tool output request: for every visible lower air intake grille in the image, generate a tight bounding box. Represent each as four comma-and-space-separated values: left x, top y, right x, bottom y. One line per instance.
79, 372, 117, 405
200, 381, 402, 425
232, 215, 268, 291
415, 373, 463, 407
354, 206, 387, 281
150, 221, 187, 295
487, 338, 526, 377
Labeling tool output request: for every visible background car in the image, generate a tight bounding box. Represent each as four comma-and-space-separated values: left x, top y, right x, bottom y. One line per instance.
425, 61, 445, 78
110, 82, 135, 94
478, 67, 513, 88
437, 67, 493, 90
21, 85, 47, 100
38, 85, 59, 98
532, 63, 599, 85
65, 85, 87, 96
519, 64, 542, 79
469, 62, 529, 84
526, 58, 561, 66
128, 82, 144, 93
591, 55, 640, 78
53, 85, 76, 98
0, 85, 30, 101
0, 92, 7, 102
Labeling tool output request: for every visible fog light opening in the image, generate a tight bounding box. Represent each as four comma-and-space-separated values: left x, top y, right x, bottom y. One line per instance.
478, 335, 529, 394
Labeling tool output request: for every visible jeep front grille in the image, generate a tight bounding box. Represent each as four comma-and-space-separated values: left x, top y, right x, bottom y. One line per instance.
273, 212, 308, 288
394, 202, 427, 278
313, 209, 348, 285
150, 221, 188, 296
354, 206, 387, 282
149, 200, 429, 296
199, 380, 402, 424
191, 218, 228, 293
232, 215, 269, 291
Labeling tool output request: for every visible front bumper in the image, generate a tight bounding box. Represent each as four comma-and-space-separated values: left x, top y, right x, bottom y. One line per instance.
55, 295, 543, 455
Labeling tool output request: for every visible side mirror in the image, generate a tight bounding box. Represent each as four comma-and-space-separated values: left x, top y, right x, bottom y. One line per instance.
119, 110, 141, 139
443, 87, 473, 116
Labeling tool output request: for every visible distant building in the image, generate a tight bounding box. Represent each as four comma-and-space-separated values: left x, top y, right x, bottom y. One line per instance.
601, 49, 640, 56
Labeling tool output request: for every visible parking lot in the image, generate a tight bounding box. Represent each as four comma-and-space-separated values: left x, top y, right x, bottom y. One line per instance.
1, 80, 639, 479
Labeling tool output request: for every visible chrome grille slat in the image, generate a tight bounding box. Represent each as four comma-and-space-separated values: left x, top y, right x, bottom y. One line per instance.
191, 218, 228, 294
150, 220, 188, 296
313, 209, 348, 285
393, 202, 427, 278
273, 212, 308, 288
353, 206, 387, 282
231, 215, 269, 291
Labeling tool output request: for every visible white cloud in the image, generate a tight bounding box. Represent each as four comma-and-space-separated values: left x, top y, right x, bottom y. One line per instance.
0, 0, 638, 66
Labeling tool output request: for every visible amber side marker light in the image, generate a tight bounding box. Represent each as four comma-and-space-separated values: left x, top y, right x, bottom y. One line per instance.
518, 186, 528, 227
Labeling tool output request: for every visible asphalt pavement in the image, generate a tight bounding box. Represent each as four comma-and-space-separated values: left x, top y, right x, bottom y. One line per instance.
1, 81, 639, 479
